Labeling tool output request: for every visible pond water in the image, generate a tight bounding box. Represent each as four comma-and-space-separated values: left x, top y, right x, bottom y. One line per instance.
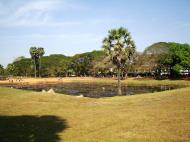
2, 82, 182, 98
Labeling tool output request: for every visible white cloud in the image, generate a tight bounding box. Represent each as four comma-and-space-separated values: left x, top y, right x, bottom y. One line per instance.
0, 0, 133, 28
15, 1, 55, 17
0, 0, 87, 27
0, 0, 54, 26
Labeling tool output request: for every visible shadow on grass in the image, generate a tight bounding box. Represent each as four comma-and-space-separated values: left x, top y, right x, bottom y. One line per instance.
0, 115, 68, 142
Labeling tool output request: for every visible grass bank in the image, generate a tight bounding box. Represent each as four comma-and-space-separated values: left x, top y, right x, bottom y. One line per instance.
0, 79, 190, 142
0, 77, 190, 87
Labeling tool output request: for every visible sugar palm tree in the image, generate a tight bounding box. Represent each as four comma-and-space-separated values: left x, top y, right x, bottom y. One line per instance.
102, 27, 136, 95
29, 47, 39, 78
38, 47, 45, 77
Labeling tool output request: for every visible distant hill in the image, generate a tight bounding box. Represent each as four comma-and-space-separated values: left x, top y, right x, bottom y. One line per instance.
133, 42, 172, 72
144, 42, 170, 55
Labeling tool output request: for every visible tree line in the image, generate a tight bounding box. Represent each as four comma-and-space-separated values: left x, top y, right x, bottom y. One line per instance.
0, 28, 190, 79
1, 42, 189, 79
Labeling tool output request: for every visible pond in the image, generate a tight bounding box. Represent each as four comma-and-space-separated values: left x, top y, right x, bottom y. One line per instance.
1, 82, 183, 98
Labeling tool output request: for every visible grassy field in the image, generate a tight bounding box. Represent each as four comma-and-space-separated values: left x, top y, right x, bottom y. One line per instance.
1, 77, 190, 87
0, 79, 190, 142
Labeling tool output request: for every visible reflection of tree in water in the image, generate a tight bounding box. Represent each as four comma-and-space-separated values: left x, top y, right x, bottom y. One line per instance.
0, 115, 68, 142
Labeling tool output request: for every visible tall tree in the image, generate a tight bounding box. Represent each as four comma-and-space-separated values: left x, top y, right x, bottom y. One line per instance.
13, 59, 33, 77
157, 43, 190, 78
29, 47, 39, 78
6, 64, 16, 76
102, 27, 136, 95
38, 47, 45, 77
0, 64, 4, 75
70, 55, 93, 76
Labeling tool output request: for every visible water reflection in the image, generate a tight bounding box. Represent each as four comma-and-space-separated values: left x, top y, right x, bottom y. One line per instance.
2, 82, 182, 98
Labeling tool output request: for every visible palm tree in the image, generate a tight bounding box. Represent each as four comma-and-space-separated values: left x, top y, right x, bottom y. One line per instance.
38, 47, 45, 77
29, 47, 39, 78
102, 27, 136, 95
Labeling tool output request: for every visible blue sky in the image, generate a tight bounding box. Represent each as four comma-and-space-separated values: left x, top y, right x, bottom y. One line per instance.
0, 0, 190, 67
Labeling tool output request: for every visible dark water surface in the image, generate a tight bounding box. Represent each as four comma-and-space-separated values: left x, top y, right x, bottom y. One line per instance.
1, 82, 183, 98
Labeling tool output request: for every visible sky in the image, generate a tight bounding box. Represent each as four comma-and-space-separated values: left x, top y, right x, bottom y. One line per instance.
0, 0, 190, 67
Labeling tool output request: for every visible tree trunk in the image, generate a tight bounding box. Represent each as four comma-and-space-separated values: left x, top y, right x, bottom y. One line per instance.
34, 59, 36, 78
39, 57, 41, 77
117, 68, 122, 95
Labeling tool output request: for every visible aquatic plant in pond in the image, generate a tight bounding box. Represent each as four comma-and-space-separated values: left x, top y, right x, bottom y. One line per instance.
2, 83, 183, 98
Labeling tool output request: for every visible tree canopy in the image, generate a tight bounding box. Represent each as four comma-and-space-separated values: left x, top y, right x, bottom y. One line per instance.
0, 64, 4, 76
29, 47, 45, 77
102, 27, 136, 94
157, 43, 190, 77
3, 42, 190, 79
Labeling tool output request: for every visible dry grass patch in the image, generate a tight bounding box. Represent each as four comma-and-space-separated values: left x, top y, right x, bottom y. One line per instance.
0, 82, 190, 142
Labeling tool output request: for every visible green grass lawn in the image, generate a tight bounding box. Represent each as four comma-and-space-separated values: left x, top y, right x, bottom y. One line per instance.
0, 80, 190, 142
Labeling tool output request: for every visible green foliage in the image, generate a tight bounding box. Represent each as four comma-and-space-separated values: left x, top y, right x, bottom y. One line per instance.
6, 64, 16, 76
6, 51, 105, 77
102, 27, 136, 69
172, 64, 182, 74
14, 59, 33, 76
70, 52, 96, 76
29, 47, 45, 77
0, 64, 4, 75
6, 42, 189, 78
102, 27, 136, 94
132, 42, 190, 78
29, 47, 40, 61
38, 48, 45, 57
41, 54, 71, 77
13, 56, 25, 62
6, 59, 32, 76
169, 43, 190, 68
29, 47, 39, 78
157, 42, 190, 77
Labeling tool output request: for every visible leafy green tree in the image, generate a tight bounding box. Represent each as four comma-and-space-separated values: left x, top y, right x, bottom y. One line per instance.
0, 64, 4, 76
40, 54, 71, 77
169, 43, 190, 76
13, 59, 33, 76
93, 57, 115, 77
70, 55, 93, 76
13, 56, 25, 62
157, 43, 190, 78
6, 64, 16, 76
102, 27, 136, 95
